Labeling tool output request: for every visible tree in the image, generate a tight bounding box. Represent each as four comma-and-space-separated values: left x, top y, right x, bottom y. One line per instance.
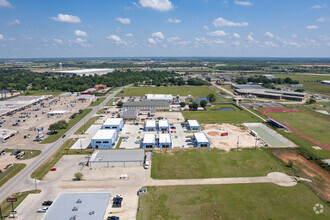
200, 100, 207, 107
295, 88, 304, 92
306, 98, 316, 104
189, 102, 199, 111
207, 93, 216, 102
48, 120, 68, 132
74, 172, 83, 181
117, 101, 123, 107
180, 102, 186, 107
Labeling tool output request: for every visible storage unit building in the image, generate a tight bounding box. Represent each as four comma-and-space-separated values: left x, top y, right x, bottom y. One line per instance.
91, 130, 117, 149
193, 133, 210, 148
158, 119, 169, 131
123, 100, 170, 111
144, 120, 156, 131
158, 133, 172, 148
101, 118, 124, 132
141, 134, 156, 148
89, 149, 145, 167
187, 120, 201, 131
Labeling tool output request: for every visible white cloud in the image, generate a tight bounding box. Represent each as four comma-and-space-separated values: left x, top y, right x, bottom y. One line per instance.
213, 17, 248, 27
234, 1, 253, 6
0, 0, 12, 8
75, 38, 86, 43
23, 35, 33, 40
74, 30, 87, 37
305, 25, 318, 30
316, 17, 330, 22
311, 4, 326, 9
264, 32, 274, 38
167, 18, 181, 23
107, 35, 122, 42
54, 38, 63, 44
125, 33, 133, 37
203, 25, 209, 30
291, 34, 298, 39
49, 14, 82, 23
247, 35, 254, 41
139, 0, 173, 12
148, 38, 157, 44
232, 33, 240, 39
264, 41, 278, 47
0, 34, 3, 40
152, 32, 165, 39
116, 17, 131, 24
214, 39, 225, 44
8, 19, 20, 26
207, 30, 227, 37
167, 37, 180, 42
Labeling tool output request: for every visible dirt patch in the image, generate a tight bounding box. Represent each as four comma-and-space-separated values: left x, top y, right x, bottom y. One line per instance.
278, 153, 330, 201
207, 131, 220, 136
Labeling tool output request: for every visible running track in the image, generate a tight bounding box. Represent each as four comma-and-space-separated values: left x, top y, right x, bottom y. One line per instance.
257, 108, 330, 151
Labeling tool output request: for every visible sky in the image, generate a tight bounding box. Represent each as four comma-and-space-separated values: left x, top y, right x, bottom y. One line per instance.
0, 0, 330, 58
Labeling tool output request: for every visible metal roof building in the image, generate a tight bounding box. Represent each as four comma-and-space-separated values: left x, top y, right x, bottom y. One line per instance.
158, 133, 172, 148
120, 109, 139, 120
101, 118, 124, 132
187, 120, 201, 131
91, 130, 117, 149
42, 193, 111, 220
145, 120, 157, 131
123, 100, 170, 111
146, 94, 173, 102
158, 119, 169, 131
56, 68, 115, 76
141, 133, 156, 148
193, 133, 210, 148
89, 149, 145, 167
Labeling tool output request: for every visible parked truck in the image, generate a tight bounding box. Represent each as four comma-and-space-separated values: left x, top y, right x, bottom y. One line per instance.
144, 151, 153, 169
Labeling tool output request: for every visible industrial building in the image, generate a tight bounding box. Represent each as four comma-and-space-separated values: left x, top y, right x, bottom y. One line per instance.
141, 133, 156, 148
42, 193, 111, 220
144, 120, 157, 131
91, 130, 117, 149
101, 118, 124, 132
80, 88, 97, 95
158, 133, 172, 148
89, 149, 145, 167
187, 120, 201, 131
47, 110, 66, 116
146, 94, 173, 102
56, 68, 115, 76
123, 100, 170, 111
120, 109, 139, 120
76, 95, 95, 102
193, 133, 210, 148
158, 119, 169, 131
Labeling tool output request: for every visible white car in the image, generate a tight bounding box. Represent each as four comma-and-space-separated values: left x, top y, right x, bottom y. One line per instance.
37, 207, 48, 213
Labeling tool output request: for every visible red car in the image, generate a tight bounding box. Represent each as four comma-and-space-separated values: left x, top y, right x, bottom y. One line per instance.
170, 127, 176, 129
50, 168, 56, 171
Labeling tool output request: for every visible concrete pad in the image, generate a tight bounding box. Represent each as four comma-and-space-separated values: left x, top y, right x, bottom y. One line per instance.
85, 124, 101, 135
70, 138, 91, 149
267, 172, 297, 187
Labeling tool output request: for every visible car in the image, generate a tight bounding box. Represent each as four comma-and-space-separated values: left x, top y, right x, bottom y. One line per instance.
42, 201, 53, 206
135, 123, 139, 125
107, 216, 120, 220
170, 127, 176, 129
112, 201, 122, 208
50, 168, 56, 171
62, 135, 66, 138
79, 162, 85, 166
4, 163, 14, 170
37, 207, 48, 213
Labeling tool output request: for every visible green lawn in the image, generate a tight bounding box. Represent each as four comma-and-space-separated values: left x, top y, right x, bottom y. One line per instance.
106, 99, 115, 106
117, 86, 229, 102
268, 112, 330, 146
151, 149, 286, 179
0, 163, 26, 187
137, 183, 329, 220
74, 116, 99, 135
90, 97, 106, 107
41, 108, 92, 144
115, 137, 123, 149
23, 90, 64, 96
182, 105, 262, 123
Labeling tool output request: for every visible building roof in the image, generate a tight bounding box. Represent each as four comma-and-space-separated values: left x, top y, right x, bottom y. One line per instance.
159, 119, 169, 127
76, 95, 95, 100
146, 94, 173, 100
233, 84, 265, 90
121, 109, 139, 117
145, 120, 156, 127
89, 149, 144, 162
92, 130, 116, 140
56, 68, 115, 75
42, 193, 111, 220
123, 100, 170, 107
0, 90, 10, 94
47, 110, 66, 115
194, 133, 209, 143
143, 133, 156, 144
159, 133, 171, 143
187, 120, 200, 127
103, 118, 123, 126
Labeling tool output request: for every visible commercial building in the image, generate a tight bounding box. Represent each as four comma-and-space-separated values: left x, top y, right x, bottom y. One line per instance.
0, 129, 18, 143
76, 95, 95, 102
158, 133, 172, 148
89, 149, 145, 167
120, 109, 139, 120
146, 94, 173, 102
81, 88, 97, 95
47, 110, 66, 116
193, 133, 210, 148
141, 134, 156, 148
144, 120, 156, 131
42, 193, 111, 220
101, 118, 124, 132
123, 100, 170, 111
94, 84, 107, 90
187, 120, 201, 131
91, 130, 117, 149
56, 68, 115, 76
158, 119, 169, 131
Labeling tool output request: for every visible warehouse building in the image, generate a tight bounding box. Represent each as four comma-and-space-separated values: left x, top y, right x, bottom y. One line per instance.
91, 130, 117, 149
123, 100, 170, 111
42, 193, 111, 220
158, 119, 169, 131
146, 94, 173, 102
89, 149, 144, 167
101, 118, 124, 132
141, 134, 156, 148
193, 133, 210, 148
47, 110, 66, 116
158, 133, 172, 148
56, 68, 115, 76
120, 109, 139, 120
187, 120, 201, 131
144, 120, 157, 131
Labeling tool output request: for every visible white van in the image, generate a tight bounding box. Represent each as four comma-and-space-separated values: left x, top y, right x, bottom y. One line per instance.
144, 160, 149, 169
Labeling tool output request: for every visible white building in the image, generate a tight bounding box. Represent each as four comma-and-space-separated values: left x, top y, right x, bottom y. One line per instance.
47, 110, 66, 116
145, 120, 157, 131
146, 94, 173, 102
101, 118, 124, 132
193, 133, 210, 148
141, 133, 156, 148
158, 119, 169, 131
158, 133, 172, 148
91, 130, 118, 149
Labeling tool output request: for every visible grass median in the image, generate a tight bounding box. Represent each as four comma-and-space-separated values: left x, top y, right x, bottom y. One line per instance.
0, 163, 26, 187
5, 149, 41, 160
90, 97, 106, 107
74, 116, 99, 135
41, 108, 92, 144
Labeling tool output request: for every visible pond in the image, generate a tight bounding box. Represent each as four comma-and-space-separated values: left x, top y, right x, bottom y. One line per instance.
215, 107, 235, 111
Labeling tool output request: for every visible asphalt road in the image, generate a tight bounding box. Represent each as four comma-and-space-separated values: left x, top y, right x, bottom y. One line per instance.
0, 86, 128, 201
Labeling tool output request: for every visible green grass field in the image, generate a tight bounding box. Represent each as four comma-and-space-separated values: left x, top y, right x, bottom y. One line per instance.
90, 97, 106, 106
0, 163, 26, 187
268, 112, 330, 146
117, 86, 229, 102
23, 90, 64, 96
136, 183, 329, 220
151, 149, 286, 179
74, 116, 99, 135
182, 105, 262, 123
